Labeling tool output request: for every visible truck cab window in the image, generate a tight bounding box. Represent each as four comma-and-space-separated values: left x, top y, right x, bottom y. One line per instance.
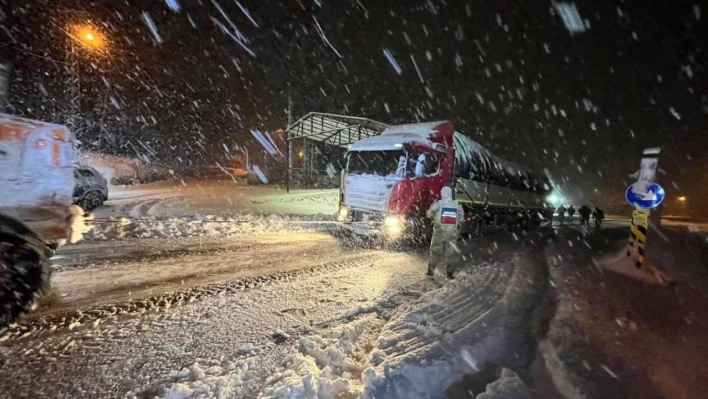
347, 151, 406, 177
413, 153, 439, 177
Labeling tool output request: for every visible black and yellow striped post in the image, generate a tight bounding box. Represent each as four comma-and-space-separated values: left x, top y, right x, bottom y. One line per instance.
624, 148, 669, 284
626, 209, 668, 283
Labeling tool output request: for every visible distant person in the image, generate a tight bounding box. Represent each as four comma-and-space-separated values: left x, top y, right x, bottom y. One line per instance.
567, 205, 576, 224
427, 186, 464, 279
557, 205, 567, 225
578, 205, 592, 226
593, 207, 605, 229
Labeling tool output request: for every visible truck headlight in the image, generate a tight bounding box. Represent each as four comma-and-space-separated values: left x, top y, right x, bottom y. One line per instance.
384, 215, 404, 237
384, 215, 401, 227
337, 207, 349, 221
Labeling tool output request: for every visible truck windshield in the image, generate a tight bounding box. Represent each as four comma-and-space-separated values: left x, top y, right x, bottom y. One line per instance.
347, 151, 406, 177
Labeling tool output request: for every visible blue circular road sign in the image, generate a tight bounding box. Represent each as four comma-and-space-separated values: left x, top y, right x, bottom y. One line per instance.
626, 181, 665, 209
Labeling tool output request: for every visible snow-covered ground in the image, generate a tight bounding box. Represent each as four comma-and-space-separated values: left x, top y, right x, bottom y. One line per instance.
1, 235, 433, 398
539, 227, 708, 399
2, 210, 707, 399
96, 178, 339, 220
84, 213, 336, 241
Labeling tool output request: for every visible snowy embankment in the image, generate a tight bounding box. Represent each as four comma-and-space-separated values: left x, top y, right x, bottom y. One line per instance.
84, 213, 336, 241
362, 256, 545, 399
154, 240, 549, 399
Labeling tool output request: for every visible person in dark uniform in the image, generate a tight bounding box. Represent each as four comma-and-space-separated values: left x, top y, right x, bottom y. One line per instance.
578, 205, 592, 226
567, 205, 576, 224
592, 207, 605, 229
557, 204, 567, 225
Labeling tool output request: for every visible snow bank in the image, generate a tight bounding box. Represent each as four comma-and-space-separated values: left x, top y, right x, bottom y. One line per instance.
260, 316, 383, 399
84, 213, 336, 241
362, 257, 543, 398
155, 317, 382, 399
163, 358, 259, 399
476, 368, 533, 399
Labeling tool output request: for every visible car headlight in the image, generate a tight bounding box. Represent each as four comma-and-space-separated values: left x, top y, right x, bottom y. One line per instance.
384, 215, 401, 227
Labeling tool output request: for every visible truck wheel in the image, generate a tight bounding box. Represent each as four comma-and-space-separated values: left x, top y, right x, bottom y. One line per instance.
0, 220, 52, 328
80, 191, 103, 211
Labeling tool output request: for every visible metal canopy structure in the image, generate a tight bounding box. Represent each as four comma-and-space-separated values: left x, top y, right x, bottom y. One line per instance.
284, 112, 388, 192
286, 112, 389, 147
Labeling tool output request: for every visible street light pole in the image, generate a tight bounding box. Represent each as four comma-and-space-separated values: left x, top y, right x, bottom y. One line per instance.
61, 23, 107, 134
286, 91, 293, 193
68, 37, 81, 133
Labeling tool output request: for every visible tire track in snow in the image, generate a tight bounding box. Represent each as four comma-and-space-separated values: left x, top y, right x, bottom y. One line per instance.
2, 254, 379, 341
128, 198, 162, 218
364, 230, 555, 398
0, 251, 425, 399
52, 239, 325, 271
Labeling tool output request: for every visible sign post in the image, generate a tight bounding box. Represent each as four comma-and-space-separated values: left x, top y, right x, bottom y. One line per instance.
624, 147, 669, 284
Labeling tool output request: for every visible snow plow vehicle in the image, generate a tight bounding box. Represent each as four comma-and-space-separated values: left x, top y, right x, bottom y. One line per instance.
0, 114, 87, 326
337, 121, 554, 240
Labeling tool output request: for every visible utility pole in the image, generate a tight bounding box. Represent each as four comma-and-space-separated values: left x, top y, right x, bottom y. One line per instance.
286, 90, 293, 193
68, 37, 81, 133
0, 63, 9, 110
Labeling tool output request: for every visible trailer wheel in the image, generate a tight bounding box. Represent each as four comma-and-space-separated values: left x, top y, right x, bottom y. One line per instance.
0, 217, 52, 328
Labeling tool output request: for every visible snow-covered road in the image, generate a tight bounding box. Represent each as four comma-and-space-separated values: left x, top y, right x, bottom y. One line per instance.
49, 232, 361, 310
1, 218, 707, 399
0, 223, 555, 399
0, 229, 433, 398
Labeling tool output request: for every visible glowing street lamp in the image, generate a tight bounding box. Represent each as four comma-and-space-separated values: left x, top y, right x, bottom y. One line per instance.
678, 196, 687, 202
72, 25, 107, 52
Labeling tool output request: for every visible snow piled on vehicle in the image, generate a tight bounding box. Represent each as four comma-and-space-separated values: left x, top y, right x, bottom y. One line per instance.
84, 213, 335, 240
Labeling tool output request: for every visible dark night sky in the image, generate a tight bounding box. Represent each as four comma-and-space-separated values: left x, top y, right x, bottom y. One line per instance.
1, 0, 706, 207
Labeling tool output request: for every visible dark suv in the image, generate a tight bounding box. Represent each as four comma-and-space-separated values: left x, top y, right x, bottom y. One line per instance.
73, 166, 109, 211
